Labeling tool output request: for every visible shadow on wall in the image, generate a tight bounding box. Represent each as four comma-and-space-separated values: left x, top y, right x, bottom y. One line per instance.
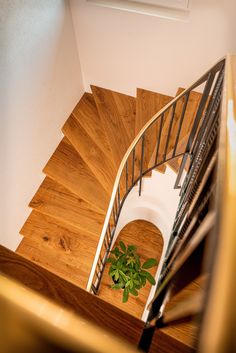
1, 0, 84, 250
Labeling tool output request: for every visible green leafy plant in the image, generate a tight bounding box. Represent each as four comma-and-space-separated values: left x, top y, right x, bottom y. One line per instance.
107, 241, 158, 303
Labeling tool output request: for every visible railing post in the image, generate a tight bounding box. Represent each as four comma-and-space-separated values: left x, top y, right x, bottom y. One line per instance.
139, 135, 145, 196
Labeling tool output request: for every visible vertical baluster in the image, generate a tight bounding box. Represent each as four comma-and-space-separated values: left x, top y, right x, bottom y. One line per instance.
183, 70, 216, 157
125, 161, 128, 193
114, 193, 118, 217
164, 102, 176, 160
132, 148, 135, 185
174, 70, 217, 189
104, 235, 109, 250
155, 114, 164, 165
112, 207, 116, 225
172, 92, 190, 158
108, 224, 112, 241
106, 229, 111, 246
139, 134, 145, 196
117, 184, 121, 207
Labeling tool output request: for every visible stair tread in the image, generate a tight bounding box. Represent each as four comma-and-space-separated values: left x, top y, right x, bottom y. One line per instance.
29, 177, 105, 236
1, 245, 144, 345
99, 220, 163, 320
20, 210, 99, 263
16, 237, 91, 288
71, 92, 112, 159
91, 86, 135, 167
62, 114, 116, 194
43, 137, 109, 213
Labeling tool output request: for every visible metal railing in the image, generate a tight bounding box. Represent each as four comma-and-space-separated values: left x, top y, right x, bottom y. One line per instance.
136, 55, 236, 353
86, 58, 225, 295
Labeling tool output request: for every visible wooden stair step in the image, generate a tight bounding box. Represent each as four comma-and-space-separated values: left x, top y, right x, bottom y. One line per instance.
71, 92, 112, 159
91, 86, 136, 167
43, 137, 109, 213
62, 114, 116, 195
16, 237, 90, 289
99, 220, 163, 320
29, 177, 105, 236
20, 210, 98, 271
1, 245, 144, 345
136, 89, 173, 175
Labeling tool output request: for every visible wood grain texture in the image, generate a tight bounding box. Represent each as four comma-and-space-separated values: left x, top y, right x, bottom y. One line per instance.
62, 114, 116, 195
149, 328, 195, 353
91, 86, 135, 167
19, 210, 100, 288
43, 138, 109, 213
149, 275, 208, 352
136, 89, 173, 174
17, 237, 92, 289
29, 177, 105, 236
71, 92, 112, 159
99, 220, 163, 319
0, 245, 144, 345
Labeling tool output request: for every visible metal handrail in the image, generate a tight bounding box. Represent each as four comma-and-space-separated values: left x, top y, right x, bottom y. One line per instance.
86, 57, 225, 294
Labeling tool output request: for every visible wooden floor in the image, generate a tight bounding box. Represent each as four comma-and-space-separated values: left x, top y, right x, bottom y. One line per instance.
18, 211, 100, 289
1, 245, 144, 346
99, 220, 163, 319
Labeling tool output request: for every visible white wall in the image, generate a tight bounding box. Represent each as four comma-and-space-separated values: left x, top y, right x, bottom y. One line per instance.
70, 0, 236, 97
0, 0, 84, 250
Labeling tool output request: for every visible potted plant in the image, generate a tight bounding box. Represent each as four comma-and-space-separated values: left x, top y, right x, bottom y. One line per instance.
107, 241, 158, 303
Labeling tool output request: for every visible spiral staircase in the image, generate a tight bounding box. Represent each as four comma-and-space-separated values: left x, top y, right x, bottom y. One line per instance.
0, 56, 235, 353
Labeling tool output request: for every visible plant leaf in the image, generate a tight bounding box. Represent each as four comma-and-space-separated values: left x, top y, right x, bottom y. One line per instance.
111, 283, 124, 290
123, 288, 129, 303
142, 258, 158, 269
128, 245, 137, 252
141, 276, 146, 287
107, 257, 115, 264
142, 270, 156, 285
119, 270, 129, 283
119, 241, 126, 252
114, 270, 120, 281
129, 288, 138, 296
111, 247, 120, 257
125, 280, 131, 288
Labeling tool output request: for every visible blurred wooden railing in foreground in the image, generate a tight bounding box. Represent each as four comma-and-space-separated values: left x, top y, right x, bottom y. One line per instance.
199, 55, 236, 353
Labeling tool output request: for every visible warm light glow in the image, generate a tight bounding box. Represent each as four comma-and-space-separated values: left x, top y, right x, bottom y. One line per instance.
227, 99, 236, 193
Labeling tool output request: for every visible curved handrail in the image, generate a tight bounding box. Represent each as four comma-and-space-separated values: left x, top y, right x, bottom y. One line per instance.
86, 57, 225, 293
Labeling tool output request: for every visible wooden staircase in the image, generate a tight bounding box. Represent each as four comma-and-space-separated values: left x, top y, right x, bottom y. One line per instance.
15, 85, 202, 352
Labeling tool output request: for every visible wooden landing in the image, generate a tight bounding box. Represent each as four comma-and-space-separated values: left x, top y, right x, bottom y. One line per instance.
98, 220, 163, 319
1, 245, 144, 345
